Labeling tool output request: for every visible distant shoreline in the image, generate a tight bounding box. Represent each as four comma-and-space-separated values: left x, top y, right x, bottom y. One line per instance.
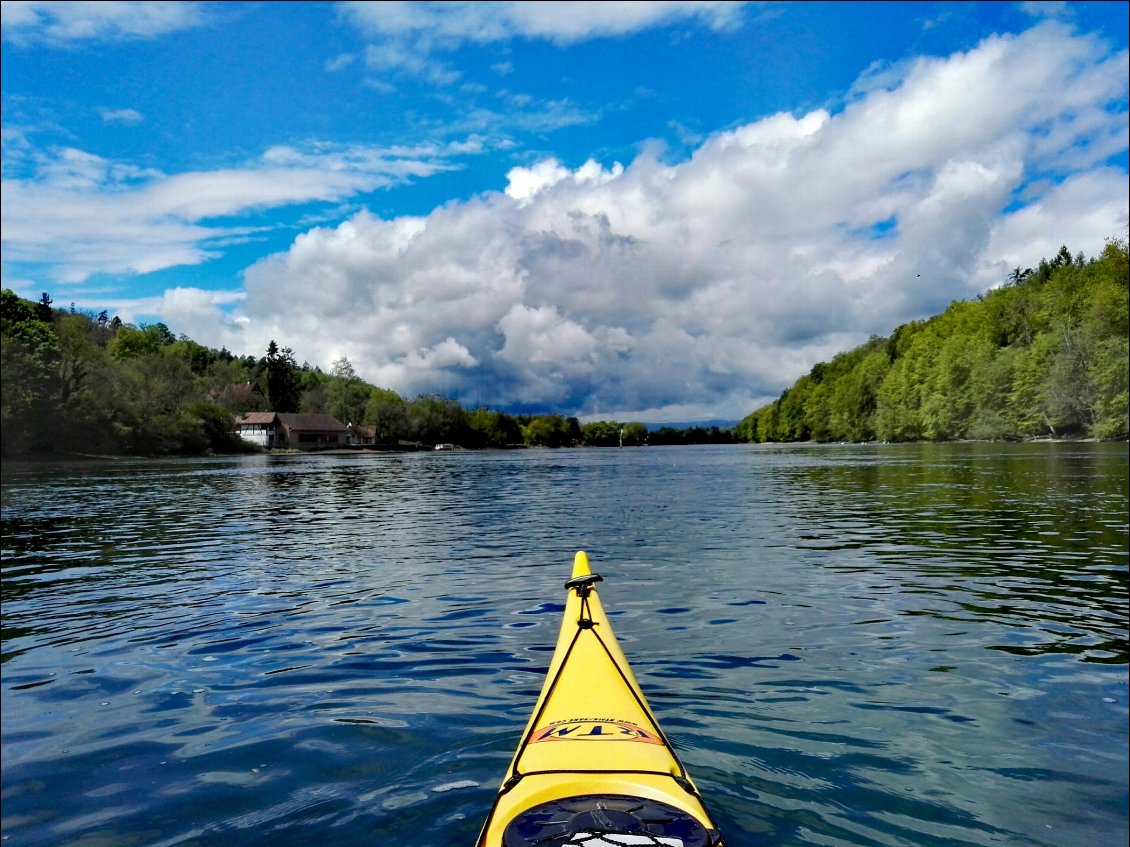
3, 436, 1124, 469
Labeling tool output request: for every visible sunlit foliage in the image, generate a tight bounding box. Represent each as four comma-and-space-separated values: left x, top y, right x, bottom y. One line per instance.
737, 240, 1129, 443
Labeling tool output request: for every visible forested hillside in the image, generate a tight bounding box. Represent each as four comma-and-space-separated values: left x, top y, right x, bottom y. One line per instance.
2, 292, 271, 457
737, 240, 1129, 443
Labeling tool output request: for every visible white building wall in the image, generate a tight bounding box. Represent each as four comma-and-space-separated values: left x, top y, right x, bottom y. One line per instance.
237, 425, 274, 447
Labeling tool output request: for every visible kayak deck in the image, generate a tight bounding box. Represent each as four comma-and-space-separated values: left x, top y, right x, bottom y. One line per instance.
477, 551, 724, 847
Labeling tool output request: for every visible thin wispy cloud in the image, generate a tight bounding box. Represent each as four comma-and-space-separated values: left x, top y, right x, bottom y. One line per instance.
324, 52, 356, 72
99, 107, 143, 125
337, 0, 751, 84
0, 141, 469, 281
1019, 1, 1072, 20
1, 0, 208, 46
338, 1, 749, 47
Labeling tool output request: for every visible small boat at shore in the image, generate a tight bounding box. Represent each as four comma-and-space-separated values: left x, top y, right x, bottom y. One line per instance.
476, 551, 725, 847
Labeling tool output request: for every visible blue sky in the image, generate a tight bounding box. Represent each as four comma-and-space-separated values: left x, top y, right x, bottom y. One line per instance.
2, 1, 1127, 421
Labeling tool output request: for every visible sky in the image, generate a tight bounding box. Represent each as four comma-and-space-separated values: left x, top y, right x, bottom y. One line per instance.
2, 1, 1127, 423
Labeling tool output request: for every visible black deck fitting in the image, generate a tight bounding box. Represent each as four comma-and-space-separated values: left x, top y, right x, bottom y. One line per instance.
564, 573, 604, 595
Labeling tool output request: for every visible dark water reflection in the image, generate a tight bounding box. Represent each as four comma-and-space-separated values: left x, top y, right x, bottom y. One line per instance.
2, 443, 1127, 846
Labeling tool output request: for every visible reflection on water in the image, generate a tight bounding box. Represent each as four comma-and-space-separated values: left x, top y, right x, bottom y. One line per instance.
2, 443, 1127, 847
781, 445, 1127, 666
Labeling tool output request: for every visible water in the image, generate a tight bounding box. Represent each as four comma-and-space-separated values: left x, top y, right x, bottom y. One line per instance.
1, 443, 1126, 847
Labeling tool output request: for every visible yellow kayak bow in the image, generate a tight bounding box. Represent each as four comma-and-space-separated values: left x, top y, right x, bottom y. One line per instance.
477, 551, 725, 847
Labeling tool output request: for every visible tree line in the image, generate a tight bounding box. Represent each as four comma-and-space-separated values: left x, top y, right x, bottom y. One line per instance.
737, 240, 1128, 443
0, 292, 666, 457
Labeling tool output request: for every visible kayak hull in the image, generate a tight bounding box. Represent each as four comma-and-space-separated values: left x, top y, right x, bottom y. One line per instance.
477, 551, 724, 846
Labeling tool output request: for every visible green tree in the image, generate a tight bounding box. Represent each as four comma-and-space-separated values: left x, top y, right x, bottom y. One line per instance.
964, 336, 1015, 440
466, 408, 523, 448
326, 356, 370, 425
621, 422, 648, 446
523, 414, 578, 447
365, 388, 408, 442
98, 346, 197, 453
828, 344, 888, 441
1, 324, 60, 454
177, 401, 242, 454
300, 375, 329, 414
1079, 238, 1128, 438
265, 340, 301, 413
168, 337, 220, 376
35, 292, 54, 323
406, 394, 468, 445
109, 324, 172, 360
777, 379, 813, 441
2, 289, 37, 324
581, 420, 621, 446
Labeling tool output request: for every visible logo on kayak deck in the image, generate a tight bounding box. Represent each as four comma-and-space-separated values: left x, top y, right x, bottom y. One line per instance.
530, 719, 664, 744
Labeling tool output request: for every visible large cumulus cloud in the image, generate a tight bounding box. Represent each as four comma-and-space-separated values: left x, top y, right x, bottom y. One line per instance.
183, 22, 1128, 421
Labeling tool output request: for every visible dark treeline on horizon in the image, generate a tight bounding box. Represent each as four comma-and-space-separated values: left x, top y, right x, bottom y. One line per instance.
739, 239, 1128, 444
2, 240, 1126, 459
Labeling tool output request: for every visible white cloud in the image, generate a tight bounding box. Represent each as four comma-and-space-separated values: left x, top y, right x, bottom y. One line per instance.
324, 52, 356, 72
505, 158, 625, 204
180, 21, 1126, 422
363, 40, 461, 86
338, 1, 748, 46
1, 1, 208, 46
505, 159, 570, 203
337, 1, 748, 82
99, 107, 144, 125
1019, 1, 1071, 20
0, 141, 469, 282
979, 168, 1130, 284
498, 303, 598, 365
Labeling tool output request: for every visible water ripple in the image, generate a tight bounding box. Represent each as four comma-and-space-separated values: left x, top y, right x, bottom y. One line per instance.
2, 444, 1127, 846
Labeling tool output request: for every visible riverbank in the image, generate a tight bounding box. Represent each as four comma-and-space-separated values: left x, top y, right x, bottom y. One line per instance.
3, 434, 1125, 469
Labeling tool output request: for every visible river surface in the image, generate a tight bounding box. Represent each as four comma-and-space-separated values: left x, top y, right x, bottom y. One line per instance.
1, 443, 1127, 847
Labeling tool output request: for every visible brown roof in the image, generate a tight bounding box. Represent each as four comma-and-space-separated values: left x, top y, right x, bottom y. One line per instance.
237, 412, 278, 425
276, 413, 348, 433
